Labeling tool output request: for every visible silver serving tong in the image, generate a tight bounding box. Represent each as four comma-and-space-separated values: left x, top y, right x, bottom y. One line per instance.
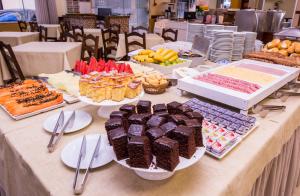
73, 135, 101, 195
47, 111, 76, 153
272, 91, 300, 102
251, 104, 286, 118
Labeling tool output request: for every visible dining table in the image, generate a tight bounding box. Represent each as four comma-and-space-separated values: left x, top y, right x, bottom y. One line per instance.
0, 82, 299, 196
40, 24, 61, 40
0, 32, 39, 46
0, 41, 82, 84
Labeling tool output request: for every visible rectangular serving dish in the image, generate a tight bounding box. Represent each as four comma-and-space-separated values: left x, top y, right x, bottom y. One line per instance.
178, 59, 300, 112
0, 101, 66, 120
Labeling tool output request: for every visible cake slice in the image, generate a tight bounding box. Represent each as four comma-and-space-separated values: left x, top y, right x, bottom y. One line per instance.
146, 115, 166, 128
128, 136, 153, 168
167, 101, 182, 114
153, 103, 167, 113
146, 127, 164, 152
91, 85, 106, 102
184, 119, 203, 147
109, 127, 128, 160
128, 124, 146, 138
161, 122, 177, 137
137, 100, 151, 114
119, 104, 136, 115
111, 85, 126, 102
154, 137, 179, 171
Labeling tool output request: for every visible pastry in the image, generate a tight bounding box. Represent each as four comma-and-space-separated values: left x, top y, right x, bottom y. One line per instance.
119, 104, 136, 115
137, 100, 151, 114
109, 127, 128, 160
128, 124, 146, 138
128, 136, 153, 168
146, 115, 167, 128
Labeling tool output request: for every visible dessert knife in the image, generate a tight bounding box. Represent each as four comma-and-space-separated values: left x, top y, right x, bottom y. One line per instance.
47, 111, 64, 151
74, 135, 101, 195
48, 111, 76, 153
73, 136, 87, 193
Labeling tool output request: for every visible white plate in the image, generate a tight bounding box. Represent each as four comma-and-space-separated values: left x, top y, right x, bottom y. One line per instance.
113, 147, 205, 180
79, 91, 144, 107
61, 134, 113, 169
43, 110, 92, 134
128, 49, 144, 57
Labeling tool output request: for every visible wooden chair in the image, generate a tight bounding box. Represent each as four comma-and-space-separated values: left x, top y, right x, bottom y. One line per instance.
72, 25, 84, 42
60, 21, 71, 34
59, 32, 79, 42
0, 41, 25, 84
162, 28, 178, 42
110, 24, 121, 34
96, 20, 105, 29
29, 21, 39, 32
39, 26, 48, 42
18, 21, 28, 32
101, 28, 119, 60
132, 26, 149, 34
125, 32, 146, 58
81, 34, 100, 62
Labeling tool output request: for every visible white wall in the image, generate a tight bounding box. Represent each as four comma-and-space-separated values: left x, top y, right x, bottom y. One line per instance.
79, 1, 92, 13
55, 0, 67, 16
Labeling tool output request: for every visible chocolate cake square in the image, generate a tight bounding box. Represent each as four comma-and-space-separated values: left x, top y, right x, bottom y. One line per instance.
167, 101, 182, 114
184, 119, 203, 147
160, 122, 177, 137
153, 104, 167, 113
105, 118, 123, 132
109, 127, 128, 160
141, 113, 152, 121
154, 137, 179, 171
178, 105, 193, 114
155, 111, 170, 119
185, 112, 204, 124
110, 111, 129, 129
169, 125, 196, 158
146, 127, 164, 145
170, 114, 189, 125
128, 124, 146, 138
128, 114, 148, 125
146, 115, 166, 128
137, 100, 151, 114
119, 104, 136, 115
128, 136, 153, 168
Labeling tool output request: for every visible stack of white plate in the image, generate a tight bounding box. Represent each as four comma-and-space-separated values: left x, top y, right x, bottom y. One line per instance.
224, 26, 238, 32
255, 40, 264, 51
187, 23, 205, 42
204, 24, 224, 42
243, 32, 257, 54
232, 32, 246, 61
209, 30, 233, 62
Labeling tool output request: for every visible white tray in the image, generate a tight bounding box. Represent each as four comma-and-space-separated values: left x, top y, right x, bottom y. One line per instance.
46, 84, 79, 104
0, 101, 66, 120
178, 59, 300, 112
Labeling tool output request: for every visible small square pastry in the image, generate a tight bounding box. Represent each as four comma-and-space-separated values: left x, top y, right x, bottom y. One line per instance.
178, 105, 193, 114
160, 122, 177, 137
146, 115, 167, 128
111, 85, 126, 102
185, 112, 204, 124
170, 114, 189, 125
167, 101, 182, 114
119, 104, 136, 115
154, 111, 170, 119
110, 111, 129, 119
126, 81, 142, 99
154, 137, 179, 171
184, 119, 203, 147
128, 124, 146, 138
146, 127, 164, 147
169, 125, 196, 159
109, 127, 128, 160
91, 85, 106, 102
128, 136, 153, 168
153, 104, 167, 113
105, 118, 123, 132
128, 114, 148, 125
137, 100, 151, 114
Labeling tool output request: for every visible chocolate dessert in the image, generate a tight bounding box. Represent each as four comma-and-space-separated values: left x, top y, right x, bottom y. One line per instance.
154, 137, 179, 171
146, 115, 166, 128
119, 104, 136, 115
170, 114, 189, 125
110, 111, 129, 129
137, 100, 151, 114
128, 124, 146, 138
185, 112, 204, 123
128, 114, 149, 125
128, 136, 153, 168
184, 119, 203, 147
153, 104, 167, 113
155, 111, 170, 119
146, 127, 164, 147
169, 125, 196, 158
167, 101, 182, 114
105, 118, 123, 132
160, 122, 177, 137
178, 105, 193, 114
109, 127, 128, 160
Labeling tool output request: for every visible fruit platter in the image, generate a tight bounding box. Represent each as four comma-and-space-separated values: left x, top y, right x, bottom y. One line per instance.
132, 49, 192, 74
178, 59, 300, 112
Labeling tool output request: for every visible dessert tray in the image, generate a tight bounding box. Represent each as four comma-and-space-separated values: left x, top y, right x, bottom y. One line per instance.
178, 59, 300, 113
79, 91, 144, 118
113, 146, 205, 180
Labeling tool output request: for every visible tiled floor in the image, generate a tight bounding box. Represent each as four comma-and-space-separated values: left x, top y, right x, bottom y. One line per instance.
294, 186, 300, 196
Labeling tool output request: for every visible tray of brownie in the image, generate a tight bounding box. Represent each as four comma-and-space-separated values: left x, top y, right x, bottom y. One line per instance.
105, 100, 206, 180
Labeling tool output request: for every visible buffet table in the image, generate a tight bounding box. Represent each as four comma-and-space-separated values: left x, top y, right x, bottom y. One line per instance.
0, 32, 39, 46
0, 42, 82, 84
0, 85, 300, 196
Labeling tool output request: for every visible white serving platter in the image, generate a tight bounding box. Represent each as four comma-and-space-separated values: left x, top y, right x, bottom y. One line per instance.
178, 59, 300, 112
46, 84, 79, 104
0, 101, 66, 120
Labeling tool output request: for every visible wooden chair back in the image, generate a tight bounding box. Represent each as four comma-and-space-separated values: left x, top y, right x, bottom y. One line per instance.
101, 28, 119, 59
132, 26, 149, 34
29, 22, 39, 32
96, 20, 105, 29
60, 21, 71, 34
39, 26, 48, 42
72, 25, 84, 42
162, 28, 178, 42
59, 32, 79, 42
0, 41, 25, 83
81, 34, 100, 62
110, 24, 121, 34
125, 32, 146, 55
18, 21, 28, 32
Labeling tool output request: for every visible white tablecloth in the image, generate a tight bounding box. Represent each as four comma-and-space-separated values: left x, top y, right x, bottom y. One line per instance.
0, 32, 39, 46
40, 24, 61, 39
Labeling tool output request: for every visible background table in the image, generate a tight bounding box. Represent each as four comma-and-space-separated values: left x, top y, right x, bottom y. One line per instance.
40, 24, 61, 40
0, 42, 81, 83
0, 86, 299, 196
116, 33, 165, 59
0, 32, 39, 46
